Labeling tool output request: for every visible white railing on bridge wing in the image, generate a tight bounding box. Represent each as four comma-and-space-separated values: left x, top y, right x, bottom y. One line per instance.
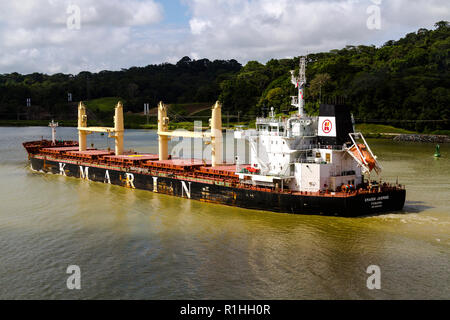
256, 117, 280, 124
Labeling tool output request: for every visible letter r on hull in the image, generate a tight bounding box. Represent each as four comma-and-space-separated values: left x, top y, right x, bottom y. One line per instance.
125, 173, 135, 189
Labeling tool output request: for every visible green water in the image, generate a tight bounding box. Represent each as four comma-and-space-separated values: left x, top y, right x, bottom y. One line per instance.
0, 127, 448, 299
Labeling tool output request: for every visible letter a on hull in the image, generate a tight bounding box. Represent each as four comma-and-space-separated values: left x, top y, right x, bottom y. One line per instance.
104, 170, 111, 184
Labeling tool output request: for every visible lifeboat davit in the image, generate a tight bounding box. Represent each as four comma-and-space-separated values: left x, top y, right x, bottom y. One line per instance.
349, 144, 376, 171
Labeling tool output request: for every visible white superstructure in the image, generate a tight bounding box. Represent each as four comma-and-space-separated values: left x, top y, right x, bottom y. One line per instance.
234, 56, 380, 193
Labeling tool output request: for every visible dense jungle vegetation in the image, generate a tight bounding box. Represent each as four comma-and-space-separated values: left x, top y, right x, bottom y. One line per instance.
1, 21, 448, 132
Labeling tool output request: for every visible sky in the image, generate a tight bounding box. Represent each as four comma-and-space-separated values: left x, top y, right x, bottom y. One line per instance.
0, 0, 448, 75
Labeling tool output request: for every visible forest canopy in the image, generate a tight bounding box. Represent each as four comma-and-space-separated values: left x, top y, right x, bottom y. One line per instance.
219, 21, 449, 132
0, 21, 448, 132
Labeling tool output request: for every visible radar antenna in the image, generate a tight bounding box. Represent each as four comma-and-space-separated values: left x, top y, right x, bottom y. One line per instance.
290, 56, 307, 117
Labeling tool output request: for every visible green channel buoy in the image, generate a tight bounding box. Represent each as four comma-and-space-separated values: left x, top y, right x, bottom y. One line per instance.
434, 144, 441, 158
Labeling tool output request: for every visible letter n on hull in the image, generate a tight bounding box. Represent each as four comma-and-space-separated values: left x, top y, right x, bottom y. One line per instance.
181, 181, 191, 199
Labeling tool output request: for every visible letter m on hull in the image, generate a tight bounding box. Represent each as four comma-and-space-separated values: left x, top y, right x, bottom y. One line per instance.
79, 166, 89, 180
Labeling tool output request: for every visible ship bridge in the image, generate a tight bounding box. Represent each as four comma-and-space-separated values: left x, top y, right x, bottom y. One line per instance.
232, 55, 382, 194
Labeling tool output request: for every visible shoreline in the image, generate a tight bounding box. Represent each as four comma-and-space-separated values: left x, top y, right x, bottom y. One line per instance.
392, 133, 450, 143
1, 120, 448, 142
0, 120, 240, 131
362, 132, 450, 142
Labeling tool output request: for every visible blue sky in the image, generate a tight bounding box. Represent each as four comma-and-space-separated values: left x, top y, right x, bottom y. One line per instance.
0, 0, 448, 74
162, 0, 190, 26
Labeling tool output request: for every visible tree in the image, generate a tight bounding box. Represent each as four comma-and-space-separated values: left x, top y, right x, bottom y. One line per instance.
260, 87, 285, 113
308, 73, 331, 102
435, 21, 449, 30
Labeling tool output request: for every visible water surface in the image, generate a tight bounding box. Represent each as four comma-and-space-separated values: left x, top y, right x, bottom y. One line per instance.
0, 127, 448, 299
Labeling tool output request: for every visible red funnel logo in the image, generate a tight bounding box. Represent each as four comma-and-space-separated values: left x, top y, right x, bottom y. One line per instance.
322, 119, 332, 134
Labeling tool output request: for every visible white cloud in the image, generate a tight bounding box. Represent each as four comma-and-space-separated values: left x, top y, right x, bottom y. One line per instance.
0, 0, 448, 74
189, 18, 212, 35
0, 0, 164, 74
184, 0, 450, 63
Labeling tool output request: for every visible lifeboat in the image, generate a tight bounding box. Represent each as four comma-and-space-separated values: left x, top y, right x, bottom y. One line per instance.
246, 166, 259, 173
349, 143, 376, 171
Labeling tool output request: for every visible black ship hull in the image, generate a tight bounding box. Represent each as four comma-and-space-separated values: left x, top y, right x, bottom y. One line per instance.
29, 157, 406, 217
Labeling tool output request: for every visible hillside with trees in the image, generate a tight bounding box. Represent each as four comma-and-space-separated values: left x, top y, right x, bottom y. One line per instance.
219, 21, 449, 132
0, 57, 241, 120
0, 21, 448, 132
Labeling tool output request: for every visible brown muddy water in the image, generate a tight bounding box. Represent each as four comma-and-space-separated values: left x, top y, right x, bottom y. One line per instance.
0, 126, 448, 299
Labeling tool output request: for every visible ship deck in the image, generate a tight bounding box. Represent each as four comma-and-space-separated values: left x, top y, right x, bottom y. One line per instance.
104, 153, 160, 162
30, 143, 404, 198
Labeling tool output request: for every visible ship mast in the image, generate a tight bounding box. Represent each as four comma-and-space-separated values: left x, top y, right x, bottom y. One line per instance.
290, 56, 307, 117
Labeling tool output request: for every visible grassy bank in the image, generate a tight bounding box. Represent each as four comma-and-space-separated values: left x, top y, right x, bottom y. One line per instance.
354, 124, 416, 138
84, 97, 123, 112
1, 119, 448, 138
0, 119, 78, 127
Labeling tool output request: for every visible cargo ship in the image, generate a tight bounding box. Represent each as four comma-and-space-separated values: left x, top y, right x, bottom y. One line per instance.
23, 57, 405, 217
